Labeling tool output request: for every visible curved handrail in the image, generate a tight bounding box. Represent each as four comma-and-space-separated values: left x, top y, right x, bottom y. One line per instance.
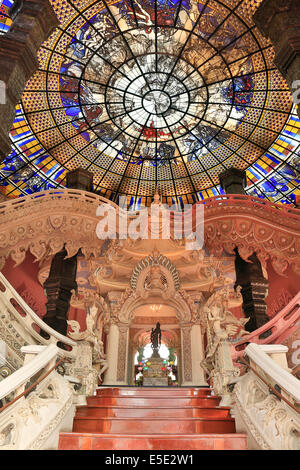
237, 356, 300, 416
0, 344, 58, 402
243, 343, 300, 404
0, 188, 120, 216
198, 194, 300, 219
0, 344, 75, 450
231, 292, 300, 361
0, 189, 299, 220
0, 272, 77, 358
292, 364, 300, 377
232, 343, 300, 451
0, 354, 67, 414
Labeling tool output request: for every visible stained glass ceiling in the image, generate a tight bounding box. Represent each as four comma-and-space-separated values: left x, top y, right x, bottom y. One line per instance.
0, 0, 14, 34
0, 0, 300, 207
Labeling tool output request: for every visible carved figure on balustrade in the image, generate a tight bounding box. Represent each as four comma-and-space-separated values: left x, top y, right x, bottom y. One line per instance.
201, 287, 249, 378
67, 306, 108, 389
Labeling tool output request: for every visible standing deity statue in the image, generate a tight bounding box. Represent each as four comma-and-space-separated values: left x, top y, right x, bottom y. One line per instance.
200, 287, 249, 404
150, 322, 162, 357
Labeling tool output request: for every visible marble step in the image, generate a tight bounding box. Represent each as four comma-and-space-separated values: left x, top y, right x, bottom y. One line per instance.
58, 432, 248, 450
87, 395, 221, 407
72, 416, 236, 434
58, 387, 247, 450
75, 405, 231, 419
96, 387, 212, 397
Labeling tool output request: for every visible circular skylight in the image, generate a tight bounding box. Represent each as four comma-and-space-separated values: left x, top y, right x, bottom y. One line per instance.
1, 0, 299, 206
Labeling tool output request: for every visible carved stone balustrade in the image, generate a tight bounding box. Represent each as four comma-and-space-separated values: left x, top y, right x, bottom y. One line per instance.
0, 190, 299, 277
0, 344, 76, 449
231, 343, 300, 450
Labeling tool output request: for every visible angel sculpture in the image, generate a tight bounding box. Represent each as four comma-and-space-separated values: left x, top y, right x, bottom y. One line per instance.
205, 287, 249, 339
92, 328, 109, 381
201, 287, 249, 377
68, 310, 108, 381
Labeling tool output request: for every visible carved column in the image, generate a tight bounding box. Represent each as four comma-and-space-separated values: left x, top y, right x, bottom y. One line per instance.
253, 0, 300, 119
180, 325, 192, 385
102, 322, 119, 385
127, 342, 136, 386
180, 323, 207, 386
0, 0, 58, 160
191, 323, 208, 385
117, 324, 130, 384
41, 247, 78, 338
176, 347, 182, 385
102, 322, 129, 386
234, 248, 270, 333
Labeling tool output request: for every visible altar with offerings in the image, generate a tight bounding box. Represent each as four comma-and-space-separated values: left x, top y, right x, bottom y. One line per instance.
142, 322, 169, 386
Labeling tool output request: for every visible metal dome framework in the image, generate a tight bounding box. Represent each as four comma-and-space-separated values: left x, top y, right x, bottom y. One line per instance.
0, 0, 299, 206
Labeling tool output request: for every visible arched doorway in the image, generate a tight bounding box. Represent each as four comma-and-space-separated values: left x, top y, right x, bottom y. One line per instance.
129, 304, 180, 386
101, 251, 207, 387
134, 342, 178, 386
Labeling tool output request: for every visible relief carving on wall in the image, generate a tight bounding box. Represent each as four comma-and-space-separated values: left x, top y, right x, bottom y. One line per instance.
117, 325, 129, 382
181, 325, 192, 383
0, 191, 299, 279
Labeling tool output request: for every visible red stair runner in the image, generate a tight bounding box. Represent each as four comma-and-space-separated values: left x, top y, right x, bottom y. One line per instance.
58, 387, 247, 450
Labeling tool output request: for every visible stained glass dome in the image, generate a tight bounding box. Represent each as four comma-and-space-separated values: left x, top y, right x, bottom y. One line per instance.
0, 0, 300, 206
0, 0, 14, 34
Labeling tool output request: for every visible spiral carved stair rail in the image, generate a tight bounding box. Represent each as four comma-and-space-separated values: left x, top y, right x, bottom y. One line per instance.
231, 292, 300, 362
0, 271, 77, 359
0, 344, 75, 450
231, 344, 300, 450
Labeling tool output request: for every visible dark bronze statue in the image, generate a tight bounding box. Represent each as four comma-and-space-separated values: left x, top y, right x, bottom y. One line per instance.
150, 322, 162, 357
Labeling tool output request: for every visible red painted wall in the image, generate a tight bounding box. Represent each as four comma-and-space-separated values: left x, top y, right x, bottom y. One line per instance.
1, 252, 47, 318
229, 260, 300, 321
68, 306, 87, 332
265, 259, 300, 318
1, 252, 87, 331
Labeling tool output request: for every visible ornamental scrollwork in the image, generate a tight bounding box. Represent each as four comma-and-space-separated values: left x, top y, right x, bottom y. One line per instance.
0, 191, 299, 277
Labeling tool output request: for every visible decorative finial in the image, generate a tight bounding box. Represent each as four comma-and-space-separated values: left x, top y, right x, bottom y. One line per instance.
152, 247, 160, 259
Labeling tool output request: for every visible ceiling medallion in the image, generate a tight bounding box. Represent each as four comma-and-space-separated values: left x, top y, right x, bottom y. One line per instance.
60, 8, 253, 167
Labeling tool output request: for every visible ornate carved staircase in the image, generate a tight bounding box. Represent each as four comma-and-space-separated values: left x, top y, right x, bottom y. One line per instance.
58, 387, 248, 450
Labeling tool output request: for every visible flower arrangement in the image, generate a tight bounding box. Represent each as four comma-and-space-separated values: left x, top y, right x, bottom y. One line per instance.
137, 358, 175, 376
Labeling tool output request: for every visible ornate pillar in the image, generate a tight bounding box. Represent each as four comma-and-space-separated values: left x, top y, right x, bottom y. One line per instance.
180, 325, 192, 385
234, 248, 270, 333
191, 323, 207, 385
102, 322, 119, 385
127, 343, 136, 385
253, 0, 300, 119
176, 347, 182, 385
102, 322, 130, 386
180, 323, 207, 386
117, 324, 130, 385
41, 247, 78, 338
0, 0, 58, 160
